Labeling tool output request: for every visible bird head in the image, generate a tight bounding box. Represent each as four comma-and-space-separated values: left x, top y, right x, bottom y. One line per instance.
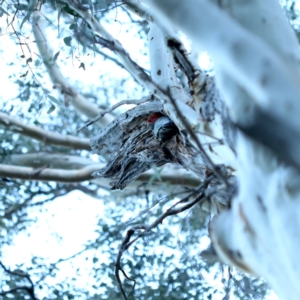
147, 112, 164, 124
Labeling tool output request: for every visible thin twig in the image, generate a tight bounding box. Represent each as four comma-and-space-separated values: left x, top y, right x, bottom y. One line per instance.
78, 95, 154, 131
74, 22, 126, 69
196, 131, 224, 143
0, 262, 38, 300
121, 189, 190, 227
35, 247, 89, 285
65, 0, 160, 97
115, 176, 214, 299
115, 226, 146, 300
163, 87, 229, 186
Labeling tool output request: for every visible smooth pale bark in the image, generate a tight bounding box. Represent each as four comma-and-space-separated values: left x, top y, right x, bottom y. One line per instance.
0, 163, 200, 189
0, 163, 102, 182
7, 153, 95, 170
0, 112, 90, 150
148, 23, 199, 128
148, 22, 236, 168
146, 1, 300, 299
148, 0, 300, 137
145, 24, 218, 178
210, 0, 300, 73
126, 0, 211, 112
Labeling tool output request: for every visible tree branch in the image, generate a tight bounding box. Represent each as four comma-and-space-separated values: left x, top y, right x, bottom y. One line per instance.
0, 163, 101, 182
65, 0, 155, 89
74, 21, 126, 70
7, 153, 94, 169
0, 112, 90, 150
115, 176, 213, 299
148, 0, 300, 135
66, 3, 202, 134
32, 9, 113, 126
0, 163, 200, 188
65, 0, 190, 112
148, 22, 200, 128
79, 95, 154, 130
0, 262, 37, 300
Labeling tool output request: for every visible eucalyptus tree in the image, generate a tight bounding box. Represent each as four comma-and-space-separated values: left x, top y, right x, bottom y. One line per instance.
0, 0, 299, 299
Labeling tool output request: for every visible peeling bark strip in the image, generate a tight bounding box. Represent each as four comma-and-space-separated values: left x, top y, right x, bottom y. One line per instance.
90, 101, 209, 189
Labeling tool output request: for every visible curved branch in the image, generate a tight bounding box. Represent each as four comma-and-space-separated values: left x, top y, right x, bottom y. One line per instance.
0, 163, 200, 188
0, 163, 102, 182
32, 9, 113, 126
64, 0, 197, 124
115, 177, 213, 299
66, 2, 202, 133
80, 95, 154, 130
64, 0, 159, 96
7, 153, 94, 169
0, 112, 90, 150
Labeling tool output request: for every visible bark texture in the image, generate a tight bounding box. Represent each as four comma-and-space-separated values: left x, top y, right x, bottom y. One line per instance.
147, 1, 300, 299
90, 101, 210, 189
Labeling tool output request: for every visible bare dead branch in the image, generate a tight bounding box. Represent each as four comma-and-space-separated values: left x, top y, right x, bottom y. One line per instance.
121, 190, 189, 227
79, 95, 154, 130
115, 226, 145, 300
0, 112, 90, 150
90, 100, 211, 189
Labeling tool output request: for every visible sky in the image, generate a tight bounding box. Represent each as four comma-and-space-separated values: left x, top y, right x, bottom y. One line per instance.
0, 3, 282, 300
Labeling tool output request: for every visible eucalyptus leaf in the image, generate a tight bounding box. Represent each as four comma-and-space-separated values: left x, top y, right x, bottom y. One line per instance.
48, 95, 60, 105
79, 62, 85, 70
0, 5, 9, 16
14, 4, 29, 10
63, 36, 72, 47
47, 104, 56, 114
53, 51, 60, 62
20, 0, 37, 29
20, 70, 28, 78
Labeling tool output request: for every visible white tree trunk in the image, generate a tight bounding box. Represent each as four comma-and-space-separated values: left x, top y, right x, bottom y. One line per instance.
146, 0, 300, 299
